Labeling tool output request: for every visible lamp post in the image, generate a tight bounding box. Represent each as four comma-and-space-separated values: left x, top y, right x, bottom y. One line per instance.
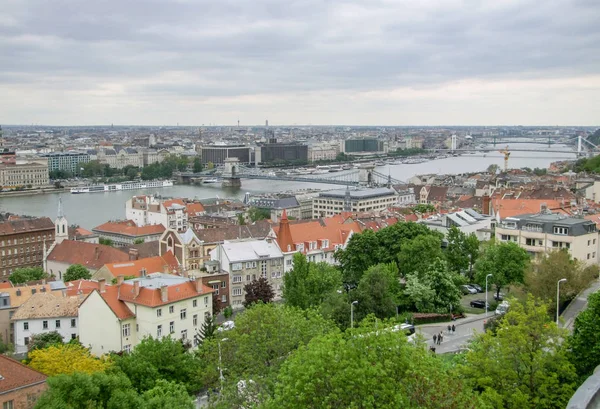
485, 274, 493, 317
351, 301, 358, 329
218, 338, 229, 390
557, 278, 567, 325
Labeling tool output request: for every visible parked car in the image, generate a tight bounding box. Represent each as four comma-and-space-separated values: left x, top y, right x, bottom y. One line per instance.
470, 284, 483, 293
461, 285, 478, 295
469, 299, 487, 309
495, 301, 510, 315
494, 293, 505, 301
217, 320, 235, 332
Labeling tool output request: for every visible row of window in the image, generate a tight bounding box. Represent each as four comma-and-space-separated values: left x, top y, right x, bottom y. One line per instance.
2, 254, 41, 266
24, 333, 76, 346
23, 319, 76, 331
155, 297, 209, 317
0, 234, 53, 247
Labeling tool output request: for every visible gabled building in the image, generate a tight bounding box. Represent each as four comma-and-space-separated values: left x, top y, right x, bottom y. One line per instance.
0, 284, 52, 345
159, 229, 203, 271
45, 240, 130, 279
125, 196, 188, 232
0, 354, 47, 409
92, 220, 165, 246
78, 274, 213, 355
92, 253, 180, 282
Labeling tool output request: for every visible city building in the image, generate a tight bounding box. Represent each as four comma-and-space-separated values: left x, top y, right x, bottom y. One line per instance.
307, 142, 340, 162
211, 239, 284, 309
0, 217, 55, 280
392, 185, 416, 205
158, 229, 203, 271
256, 140, 308, 164
0, 354, 47, 409
417, 185, 449, 205
41, 151, 90, 175
246, 195, 302, 221
92, 220, 166, 247
0, 147, 16, 165
418, 208, 494, 241
45, 240, 130, 279
312, 188, 397, 218
193, 260, 230, 310
496, 211, 599, 264
12, 292, 80, 353
78, 274, 213, 355
91, 253, 179, 282
0, 283, 52, 345
97, 148, 143, 169
197, 144, 253, 165
193, 221, 273, 262
343, 138, 385, 154
125, 196, 188, 232
0, 162, 49, 188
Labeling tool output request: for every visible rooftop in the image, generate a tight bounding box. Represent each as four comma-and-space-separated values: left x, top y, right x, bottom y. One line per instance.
319, 187, 396, 200
0, 217, 54, 236
220, 239, 283, 262
92, 220, 165, 237
12, 293, 80, 320
0, 355, 46, 394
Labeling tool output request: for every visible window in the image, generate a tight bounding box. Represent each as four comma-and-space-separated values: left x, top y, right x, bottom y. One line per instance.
71, 334, 76, 340
169, 306, 174, 314
123, 344, 131, 353
122, 324, 131, 337
246, 275, 251, 282
43, 320, 48, 330
157, 325, 162, 337
232, 275, 242, 283
221, 281, 226, 288
204, 296, 208, 306
588, 253, 591, 260
232, 263, 242, 271
286, 259, 292, 266
221, 295, 227, 303
181, 329, 187, 341
233, 288, 242, 296
55, 320, 61, 329
157, 308, 162, 317
594, 239, 597, 245
3, 400, 14, 409
193, 299, 197, 307
553, 226, 568, 235
24, 337, 29, 345
170, 321, 175, 333
180, 309, 187, 320
212, 284, 219, 295
271, 272, 276, 278
24, 322, 29, 331
589, 240, 592, 246
193, 314, 198, 326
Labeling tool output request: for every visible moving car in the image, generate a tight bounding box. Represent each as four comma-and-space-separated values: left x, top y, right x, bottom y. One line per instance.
469, 299, 487, 309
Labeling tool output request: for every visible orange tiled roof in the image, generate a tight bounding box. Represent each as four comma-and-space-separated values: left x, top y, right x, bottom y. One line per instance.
95, 286, 135, 320
493, 198, 568, 218
0, 217, 54, 236
273, 216, 360, 253
62, 279, 101, 297
1, 284, 52, 307
47, 240, 130, 270
584, 214, 600, 229
118, 281, 214, 307
0, 282, 12, 289
186, 202, 205, 216
93, 220, 165, 237
103, 253, 179, 278
0, 355, 46, 394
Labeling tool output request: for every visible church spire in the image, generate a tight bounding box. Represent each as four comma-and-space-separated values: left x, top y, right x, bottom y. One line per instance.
57, 196, 64, 218
276, 209, 294, 253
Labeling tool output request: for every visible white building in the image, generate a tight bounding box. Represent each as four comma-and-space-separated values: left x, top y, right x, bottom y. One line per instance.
12, 292, 80, 353
125, 196, 189, 232
418, 208, 494, 241
79, 274, 213, 356
312, 188, 398, 218
211, 239, 284, 309
307, 142, 340, 162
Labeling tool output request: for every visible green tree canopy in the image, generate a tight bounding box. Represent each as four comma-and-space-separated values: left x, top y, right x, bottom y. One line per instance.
247, 207, 271, 222
445, 226, 479, 277
404, 258, 462, 313
28, 331, 64, 352
63, 264, 91, 282
243, 277, 275, 308
265, 325, 483, 409
569, 292, 600, 380
142, 380, 194, 409
459, 296, 578, 408
354, 263, 401, 321
397, 235, 444, 276
193, 157, 203, 173
9, 267, 47, 284
412, 203, 436, 213
474, 241, 529, 298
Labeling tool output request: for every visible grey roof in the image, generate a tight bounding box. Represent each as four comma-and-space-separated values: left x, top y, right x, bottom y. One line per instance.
249, 196, 299, 209
49, 280, 67, 291
129, 273, 190, 289
447, 213, 469, 227
503, 213, 597, 236
464, 208, 484, 220
220, 239, 283, 263
319, 188, 396, 200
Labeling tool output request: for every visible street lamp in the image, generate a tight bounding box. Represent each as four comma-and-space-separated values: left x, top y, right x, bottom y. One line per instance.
351, 301, 358, 329
218, 338, 229, 390
557, 278, 567, 325
485, 274, 493, 317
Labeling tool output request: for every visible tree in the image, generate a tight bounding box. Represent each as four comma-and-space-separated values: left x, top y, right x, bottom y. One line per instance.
412, 203, 436, 214
111, 275, 137, 284
404, 259, 463, 313
34, 371, 143, 409
196, 304, 335, 395
81, 160, 105, 178
526, 250, 598, 316
243, 277, 274, 308
354, 263, 401, 320
460, 296, 578, 408
247, 207, 271, 222
113, 336, 202, 394
282, 253, 310, 309
9, 267, 47, 284
445, 227, 480, 277
212, 293, 223, 315
223, 306, 233, 319
569, 292, 600, 379
28, 344, 110, 376
487, 164, 499, 174
474, 241, 529, 299
265, 325, 482, 409
283, 254, 342, 310
125, 166, 139, 180
28, 331, 64, 352
142, 379, 194, 409
133, 238, 145, 244
63, 264, 91, 282
193, 157, 203, 173
195, 313, 217, 346
397, 235, 444, 276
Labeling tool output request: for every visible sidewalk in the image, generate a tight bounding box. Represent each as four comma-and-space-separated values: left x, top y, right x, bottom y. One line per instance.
417, 312, 489, 328
561, 278, 600, 330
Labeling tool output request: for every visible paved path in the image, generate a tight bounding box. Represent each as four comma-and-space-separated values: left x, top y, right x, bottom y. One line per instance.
416, 314, 488, 354
561, 279, 600, 330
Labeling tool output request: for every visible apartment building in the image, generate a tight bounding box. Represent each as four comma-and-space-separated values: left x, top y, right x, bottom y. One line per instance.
125, 196, 188, 232
0, 355, 47, 409
419, 208, 494, 241
0, 284, 52, 345
78, 274, 213, 355
211, 239, 284, 309
97, 148, 143, 169
496, 212, 599, 264
41, 151, 90, 175
312, 188, 397, 218
0, 217, 55, 280
159, 228, 203, 271
92, 220, 165, 246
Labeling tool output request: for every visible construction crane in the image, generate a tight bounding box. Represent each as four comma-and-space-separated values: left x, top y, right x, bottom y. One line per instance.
498, 145, 511, 172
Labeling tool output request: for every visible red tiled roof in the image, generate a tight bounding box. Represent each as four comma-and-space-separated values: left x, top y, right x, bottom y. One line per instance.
95, 286, 135, 320
93, 220, 165, 237
0, 282, 12, 289
186, 202, 205, 216
47, 240, 129, 270
103, 253, 179, 278
276, 210, 294, 252
118, 281, 214, 307
62, 279, 100, 297
0, 355, 47, 393
274, 216, 360, 253
492, 198, 566, 218
0, 217, 54, 236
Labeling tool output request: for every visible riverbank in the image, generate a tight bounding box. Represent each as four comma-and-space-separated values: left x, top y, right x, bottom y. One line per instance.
0, 187, 65, 197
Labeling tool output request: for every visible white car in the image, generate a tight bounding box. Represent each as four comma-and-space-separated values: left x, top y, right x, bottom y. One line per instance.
217, 320, 235, 332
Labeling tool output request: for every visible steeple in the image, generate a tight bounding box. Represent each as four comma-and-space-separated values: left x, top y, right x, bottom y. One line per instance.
276, 209, 294, 253
54, 196, 68, 244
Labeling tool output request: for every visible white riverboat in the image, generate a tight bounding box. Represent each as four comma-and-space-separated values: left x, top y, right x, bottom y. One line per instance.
70, 179, 173, 194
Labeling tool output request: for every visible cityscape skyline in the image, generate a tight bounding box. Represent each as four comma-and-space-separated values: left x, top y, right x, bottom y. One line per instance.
2, 0, 599, 126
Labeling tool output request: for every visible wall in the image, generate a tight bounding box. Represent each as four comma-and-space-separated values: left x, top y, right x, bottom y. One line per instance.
79, 291, 124, 356
14, 316, 78, 353
0, 382, 47, 409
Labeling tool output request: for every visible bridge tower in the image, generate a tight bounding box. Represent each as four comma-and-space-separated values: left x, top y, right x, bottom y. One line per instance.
358, 164, 375, 187
578, 135, 583, 155
451, 135, 457, 151
222, 157, 241, 188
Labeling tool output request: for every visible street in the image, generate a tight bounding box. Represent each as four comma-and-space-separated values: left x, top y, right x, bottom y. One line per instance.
416, 315, 487, 354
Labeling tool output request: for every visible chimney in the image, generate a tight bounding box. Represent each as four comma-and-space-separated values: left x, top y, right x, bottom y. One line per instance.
482, 195, 491, 216
195, 276, 203, 293
98, 278, 106, 293
134, 281, 140, 297
117, 275, 124, 286
129, 248, 139, 261
94, 247, 100, 260
160, 285, 168, 303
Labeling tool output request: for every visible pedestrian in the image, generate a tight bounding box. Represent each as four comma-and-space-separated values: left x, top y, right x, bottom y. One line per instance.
447, 324, 452, 334
452, 324, 456, 334
439, 332, 443, 344
433, 334, 437, 345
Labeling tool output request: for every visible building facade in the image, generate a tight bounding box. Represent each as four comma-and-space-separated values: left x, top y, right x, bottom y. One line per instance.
257, 142, 308, 164
0, 217, 55, 280
312, 188, 397, 218
496, 212, 599, 264
92, 220, 165, 246
0, 162, 49, 188
197, 145, 252, 165
41, 151, 90, 175
125, 196, 188, 232
344, 138, 384, 153
0, 284, 52, 345
0, 355, 47, 409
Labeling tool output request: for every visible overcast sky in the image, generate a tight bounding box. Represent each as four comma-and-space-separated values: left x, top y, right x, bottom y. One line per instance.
1, 0, 599, 126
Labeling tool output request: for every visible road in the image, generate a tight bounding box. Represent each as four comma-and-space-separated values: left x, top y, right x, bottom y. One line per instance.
561, 278, 600, 330
416, 315, 487, 354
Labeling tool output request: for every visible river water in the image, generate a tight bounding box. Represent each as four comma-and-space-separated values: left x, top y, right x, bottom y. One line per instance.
0, 144, 577, 229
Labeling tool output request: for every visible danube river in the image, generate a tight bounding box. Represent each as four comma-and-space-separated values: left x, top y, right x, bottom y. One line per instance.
0, 144, 577, 229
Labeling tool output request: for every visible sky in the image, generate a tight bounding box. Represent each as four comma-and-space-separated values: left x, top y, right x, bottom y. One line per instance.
1, 0, 599, 126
